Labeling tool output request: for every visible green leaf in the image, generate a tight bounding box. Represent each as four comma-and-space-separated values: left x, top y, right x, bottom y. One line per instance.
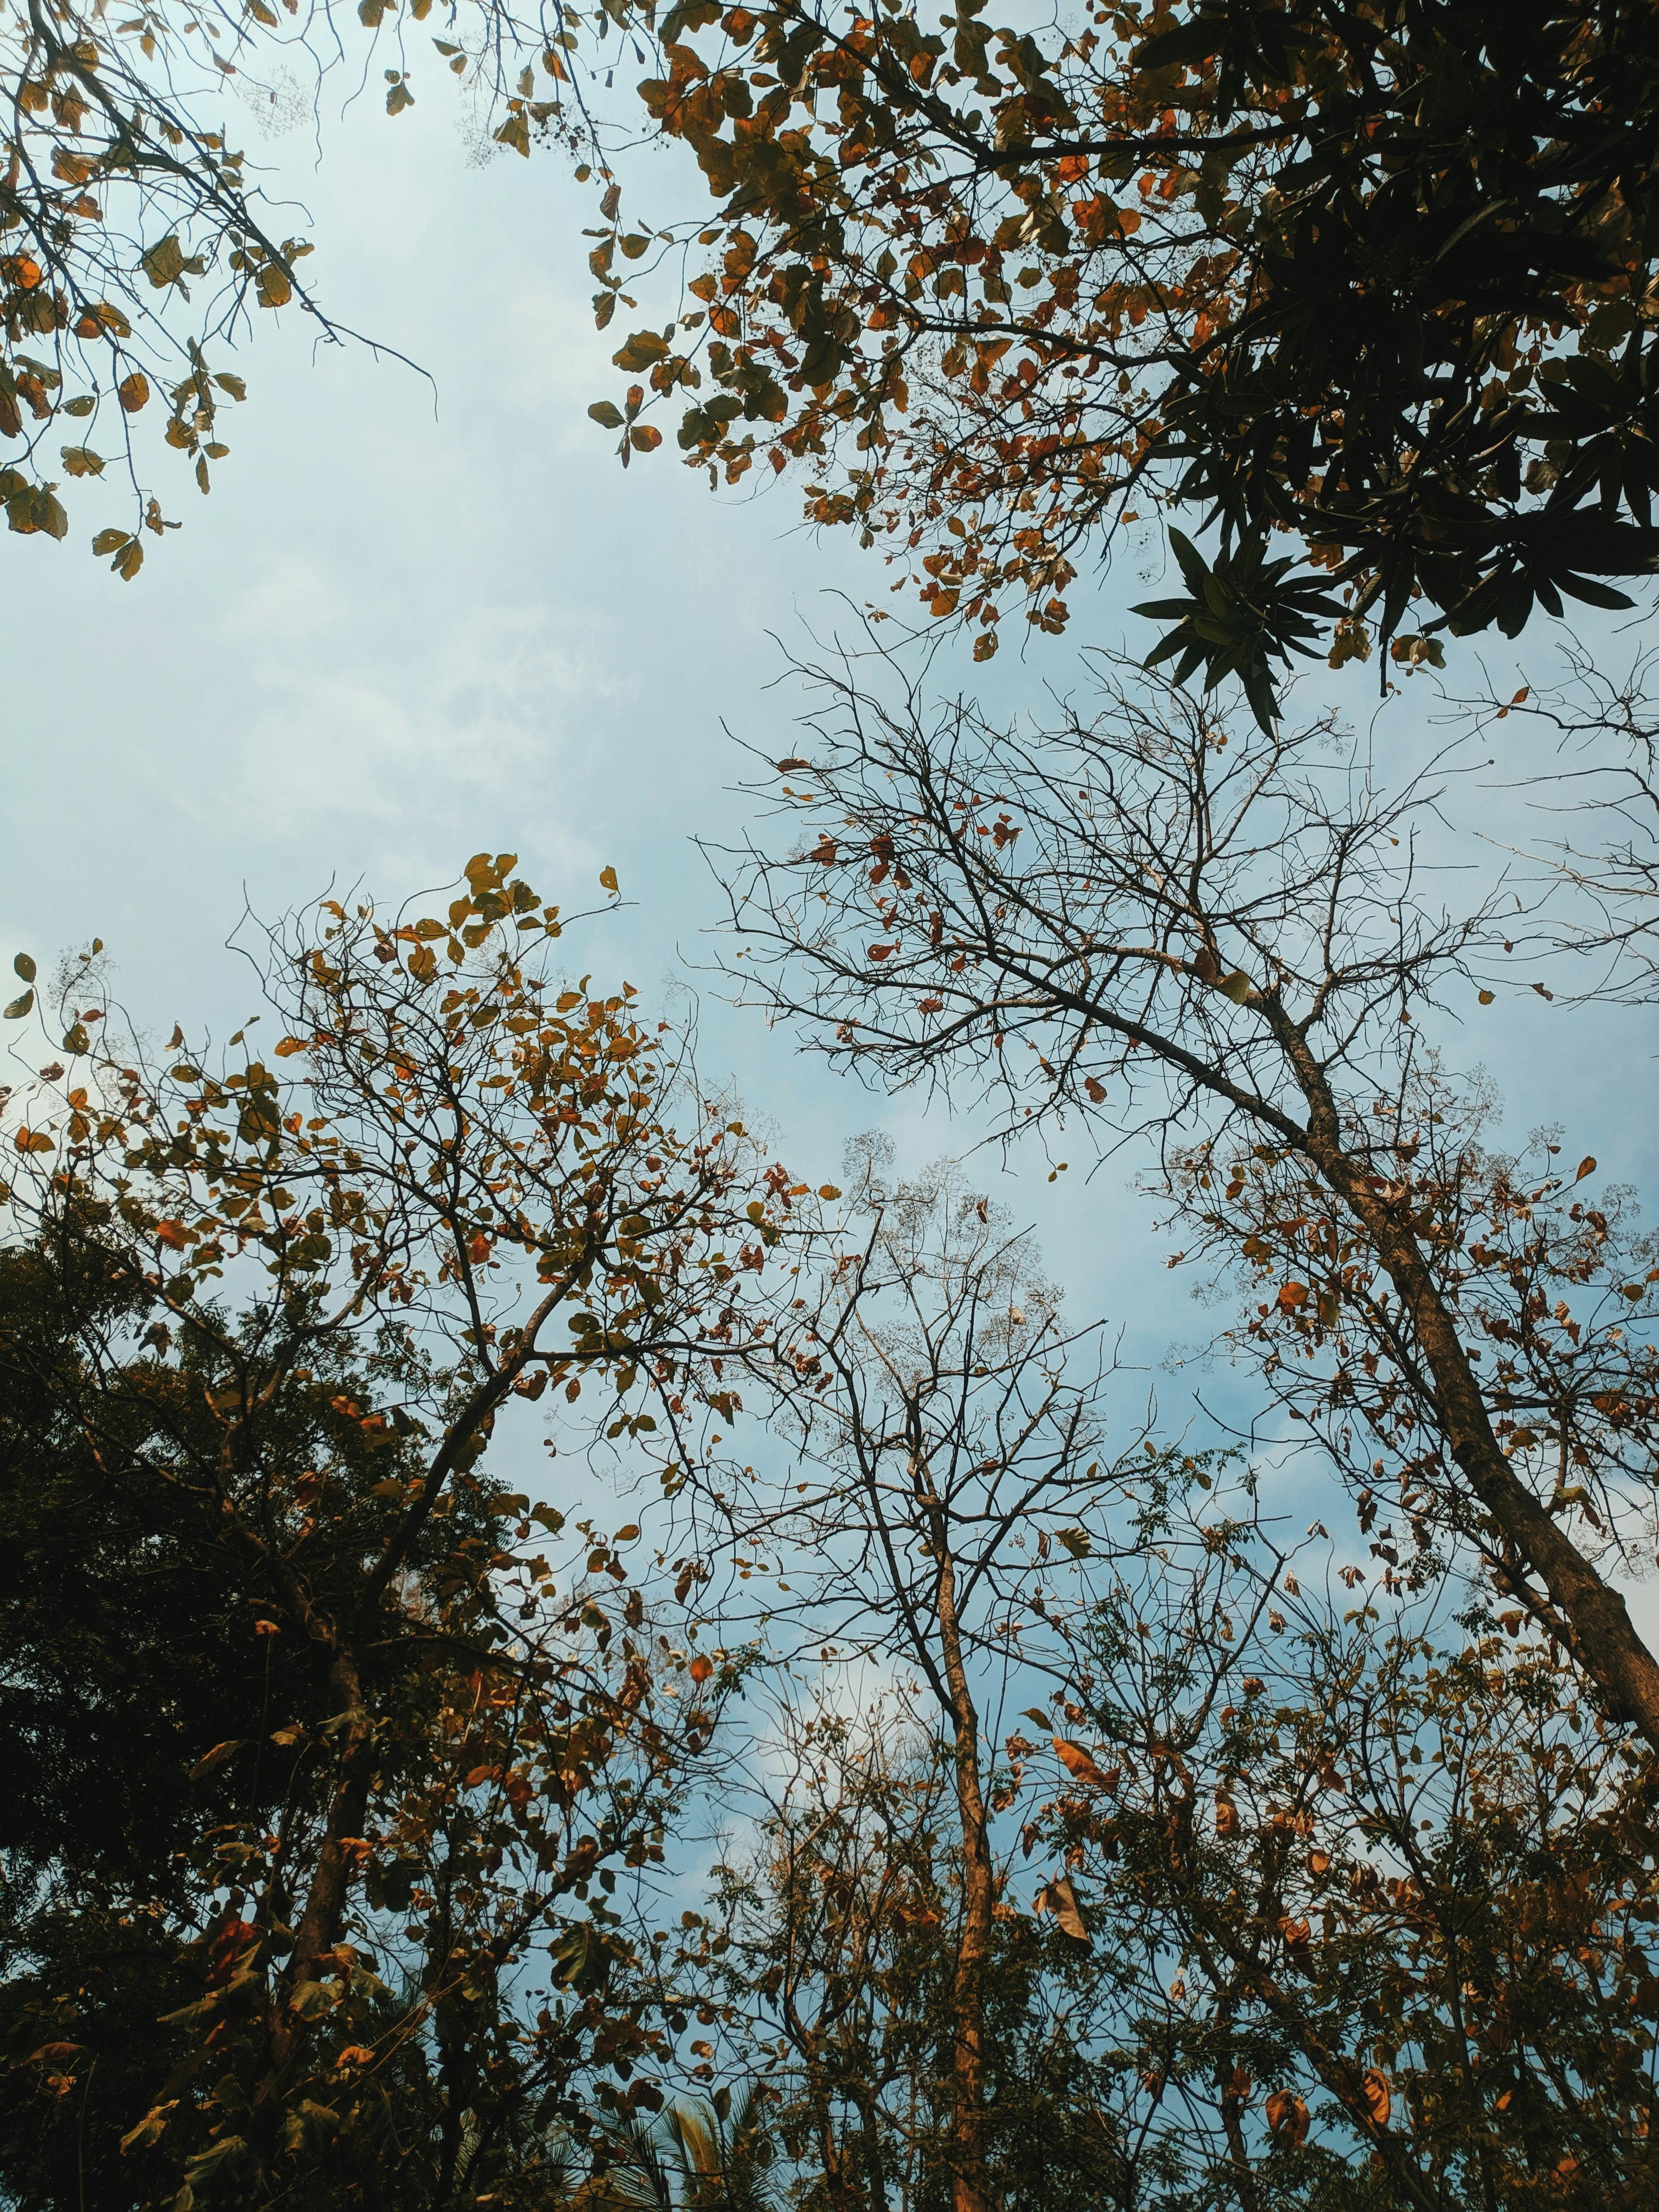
1218, 971, 1251, 1004
1553, 571, 1637, 611
588, 401, 625, 428
3, 990, 33, 1020
182, 2135, 246, 2183
14, 952, 35, 983
1131, 21, 1216, 71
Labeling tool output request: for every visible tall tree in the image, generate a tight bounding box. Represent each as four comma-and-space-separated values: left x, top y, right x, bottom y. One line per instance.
692, 1465, 1659, 2209
703, 1702, 1136, 2212
706, 657, 1659, 1756
1026, 1473, 1659, 2209
0, 854, 792, 2207
666, 1139, 1171, 2212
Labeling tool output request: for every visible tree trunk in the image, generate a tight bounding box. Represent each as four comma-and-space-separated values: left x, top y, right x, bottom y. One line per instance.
1268, 1008, 1659, 1754
266, 1634, 373, 2080
928, 1505, 997, 2212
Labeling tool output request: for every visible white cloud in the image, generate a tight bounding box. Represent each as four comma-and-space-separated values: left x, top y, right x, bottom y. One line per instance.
220, 592, 614, 841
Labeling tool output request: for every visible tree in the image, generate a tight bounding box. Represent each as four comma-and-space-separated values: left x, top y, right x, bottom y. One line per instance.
703, 1700, 1140, 2212
702, 652, 1659, 1763
0, 1246, 666, 2212
0, 853, 793, 2205
577, 0, 1659, 699
588, 2085, 778, 2212
689, 1459, 1659, 2210
11, 0, 1659, 685
662, 1138, 1176, 2212
1023, 1474, 1659, 2209
707, 1706, 952, 2212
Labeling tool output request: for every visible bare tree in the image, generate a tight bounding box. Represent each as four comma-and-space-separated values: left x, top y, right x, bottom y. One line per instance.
1442, 637, 1659, 1002
676, 1139, 1161, 2212
705, 650, 1659, 1754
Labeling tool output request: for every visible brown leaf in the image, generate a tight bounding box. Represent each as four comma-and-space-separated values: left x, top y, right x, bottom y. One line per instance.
1265, 2089, 1308, 2144
1034, 1874, 1090, 1942
188, 1738, 246, 1780
1053, 1737, 1118, 1790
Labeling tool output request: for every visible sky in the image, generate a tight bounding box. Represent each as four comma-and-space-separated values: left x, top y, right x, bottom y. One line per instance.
5, 65, 1659, 1606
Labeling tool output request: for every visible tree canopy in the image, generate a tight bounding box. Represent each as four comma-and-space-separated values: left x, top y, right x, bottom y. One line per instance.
0, 855, 793, 2207
9, 0, 1659, 715
10, 5, 1659, 2209
590, 0, 1659, 706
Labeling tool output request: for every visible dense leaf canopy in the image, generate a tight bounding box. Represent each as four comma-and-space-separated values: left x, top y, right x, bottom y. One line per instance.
583, 0, 1659, 705
9, 0, 1659, 716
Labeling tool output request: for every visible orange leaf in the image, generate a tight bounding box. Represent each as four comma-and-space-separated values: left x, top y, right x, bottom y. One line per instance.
1052, 1737, 1118, 1790
1265, 2090, 1308, 2144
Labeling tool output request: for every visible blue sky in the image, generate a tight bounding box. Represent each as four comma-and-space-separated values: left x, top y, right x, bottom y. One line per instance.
5, 75, 1658, 1606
